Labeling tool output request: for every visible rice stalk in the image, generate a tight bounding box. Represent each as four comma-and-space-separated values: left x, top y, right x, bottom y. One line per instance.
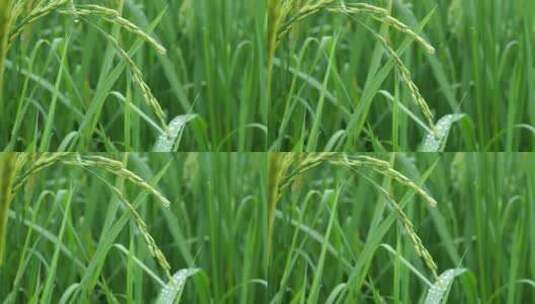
0, 152, 18, 266
0, 153, 17, 266
7, 0, 69, 46
0, 0, 15, 96
267, 0, 286, 94
23, 0, 38, 13
18, 0, 38, 42
267, 152, 292, 256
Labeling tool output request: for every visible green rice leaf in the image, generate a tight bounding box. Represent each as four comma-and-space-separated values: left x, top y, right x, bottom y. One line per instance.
420, 114, 465, 152
424, 268, 466, 304
448, 0, 464, 36
156, 268, 200, 304
153, 114, 197, 152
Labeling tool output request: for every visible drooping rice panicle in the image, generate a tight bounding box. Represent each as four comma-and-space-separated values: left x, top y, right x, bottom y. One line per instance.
6, 152, 173, 278
362, 28, 436, 133
334, 155, 438, 207
276, 153, 437, 208
93, 30, 169, 131
10, 1, 166, 55
107, 183, 172, 277
8, 0, 69, 45
268, 0, 438, 135
269, 153, 439, 277
332, 3, 435, 54
13, 154, 171, 208
58, 4, 166, 55
68, 155, 172, 208
276, 1, 434, 54
373, 182, 439, 278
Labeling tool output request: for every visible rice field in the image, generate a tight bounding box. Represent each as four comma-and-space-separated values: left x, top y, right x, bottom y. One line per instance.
1, 0, 533, 151
269, 152, 535, 303
268, 0, 535, 151
1, 0, 266, 151
1, 0, 535, 303
1, 152, 534, 303
0, 153, 268, 303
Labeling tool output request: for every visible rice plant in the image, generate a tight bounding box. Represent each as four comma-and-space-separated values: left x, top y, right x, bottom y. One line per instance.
1, 152, 534, 302
2, 0, 533, 151
2, 1, 169, 148
269, 152, 535, 303
268, 0, 535, 151
1, 0, 266, 151
0, 152, 267, 303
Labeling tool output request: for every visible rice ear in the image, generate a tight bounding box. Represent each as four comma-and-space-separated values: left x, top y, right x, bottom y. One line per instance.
8, 0, 69, 45
362, 27, 436, 133
67, 154, 172, 208
107, 183, 172, 277
59, 4, 167, 55
85, 26, 169, 132
13, 154, 172, 209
